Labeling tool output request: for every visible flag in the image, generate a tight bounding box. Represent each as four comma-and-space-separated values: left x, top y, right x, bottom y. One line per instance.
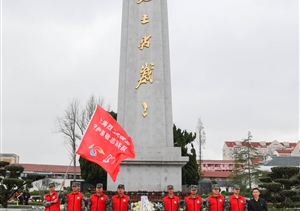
76, 105, 135, 181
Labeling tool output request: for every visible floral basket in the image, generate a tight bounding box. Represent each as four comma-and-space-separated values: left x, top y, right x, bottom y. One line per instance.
131, 196, 155, 211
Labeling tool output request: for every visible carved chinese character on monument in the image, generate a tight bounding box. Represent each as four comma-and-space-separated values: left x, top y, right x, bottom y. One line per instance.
141, 15, 149, 24
137, 0, 151, 4
138, 35, 152, 50
142, 102, 148, 117
135, 62, 154, 89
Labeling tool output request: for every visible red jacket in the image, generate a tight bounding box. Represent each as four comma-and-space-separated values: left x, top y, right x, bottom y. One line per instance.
111, 194, 130, 211
163, 195, 180, 211
65, 192, 85, 211
206, 194, 225, 211
43, 192, 60, 211
184, 195, 202, 211
228, 195, 246, 211
89, 193, 109, 211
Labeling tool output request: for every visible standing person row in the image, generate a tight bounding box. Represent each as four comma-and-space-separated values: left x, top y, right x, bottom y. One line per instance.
228, 186, 268, 211
61, 182, 267, 211
16, 189, 30, 205
165, 183, 266, 211
44, 181, 113, 211
61, 182, 129, 211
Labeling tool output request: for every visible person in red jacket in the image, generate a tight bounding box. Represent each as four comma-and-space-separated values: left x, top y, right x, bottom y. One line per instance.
162, 185, 180, 211
205, 184, 226, 211
64, 182, 85, 211
110, 184, 130, 211
89, 183, 110, 211
43, 183, 60, 211
183, 185, 202, 211
228, 185, 246, 211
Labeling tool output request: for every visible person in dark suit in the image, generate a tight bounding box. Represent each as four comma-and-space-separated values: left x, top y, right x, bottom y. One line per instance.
23, 189, 31, 205
248, 188, 268, 211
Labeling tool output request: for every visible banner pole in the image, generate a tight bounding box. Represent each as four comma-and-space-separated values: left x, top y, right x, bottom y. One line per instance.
59, 156, 74, 193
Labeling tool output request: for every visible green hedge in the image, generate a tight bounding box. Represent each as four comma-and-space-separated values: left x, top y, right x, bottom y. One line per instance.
269, 208, 300, 211
8, 202, 43, 206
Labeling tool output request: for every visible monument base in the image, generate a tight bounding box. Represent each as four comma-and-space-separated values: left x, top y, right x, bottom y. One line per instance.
107, 147, 188, 191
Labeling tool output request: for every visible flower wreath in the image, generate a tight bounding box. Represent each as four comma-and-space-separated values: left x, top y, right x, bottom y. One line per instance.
131, 196, 155, 211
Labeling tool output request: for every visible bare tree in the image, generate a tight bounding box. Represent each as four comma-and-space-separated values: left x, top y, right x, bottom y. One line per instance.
77, 94, 110, 135
34, 178, 59, 200
196, 117, 206, 179
55, 94, 110, 181
55, 99, 81, 181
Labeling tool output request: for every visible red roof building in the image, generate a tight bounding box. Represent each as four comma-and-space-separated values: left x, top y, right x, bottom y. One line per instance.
202, 171, 231, 178
198, 160, 235, 172
273, 150, 292, 156
197, 160, 235, 185
20, 163, 81, 179
222, 140, 299, 160
18, 163, 84, 191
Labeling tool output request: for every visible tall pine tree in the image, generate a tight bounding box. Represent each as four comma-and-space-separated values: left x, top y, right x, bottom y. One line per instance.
173, 124, 199, 186
229, 132, 263, 195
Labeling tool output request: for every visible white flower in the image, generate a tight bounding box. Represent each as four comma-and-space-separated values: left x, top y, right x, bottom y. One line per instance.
131, 196, 155, 211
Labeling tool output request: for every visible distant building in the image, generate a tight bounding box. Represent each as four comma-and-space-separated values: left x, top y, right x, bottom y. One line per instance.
20, 163, 83, 191
292, 142, 300, 156
199, 159, 235, 172
197, 160, 235, 191
259, 156, 300, 172
222, 140, 299, 160
0, 153, 19, 164
264, 156, 300, 167
273, 150, 293, 156
195, 140, 300, 192
20, 163, 81, 179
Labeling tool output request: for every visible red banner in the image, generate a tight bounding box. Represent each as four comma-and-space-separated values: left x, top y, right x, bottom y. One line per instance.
76, 105, 135, 181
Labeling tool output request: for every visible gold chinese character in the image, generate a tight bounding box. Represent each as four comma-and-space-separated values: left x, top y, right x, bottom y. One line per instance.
138, 35, 152, 50
135, 62, 154, 89
137, 0, 151, 4
142, 102, 148, 117
141, 14, 149, 24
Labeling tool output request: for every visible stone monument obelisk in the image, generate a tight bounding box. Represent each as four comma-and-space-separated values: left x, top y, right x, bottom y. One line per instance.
107, 0, 188, 191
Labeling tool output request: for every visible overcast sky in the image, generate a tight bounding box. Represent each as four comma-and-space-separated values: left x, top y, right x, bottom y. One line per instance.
1, 0, 299, 166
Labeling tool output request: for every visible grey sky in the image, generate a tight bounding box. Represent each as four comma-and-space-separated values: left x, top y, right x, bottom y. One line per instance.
1, 0, 299, 165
